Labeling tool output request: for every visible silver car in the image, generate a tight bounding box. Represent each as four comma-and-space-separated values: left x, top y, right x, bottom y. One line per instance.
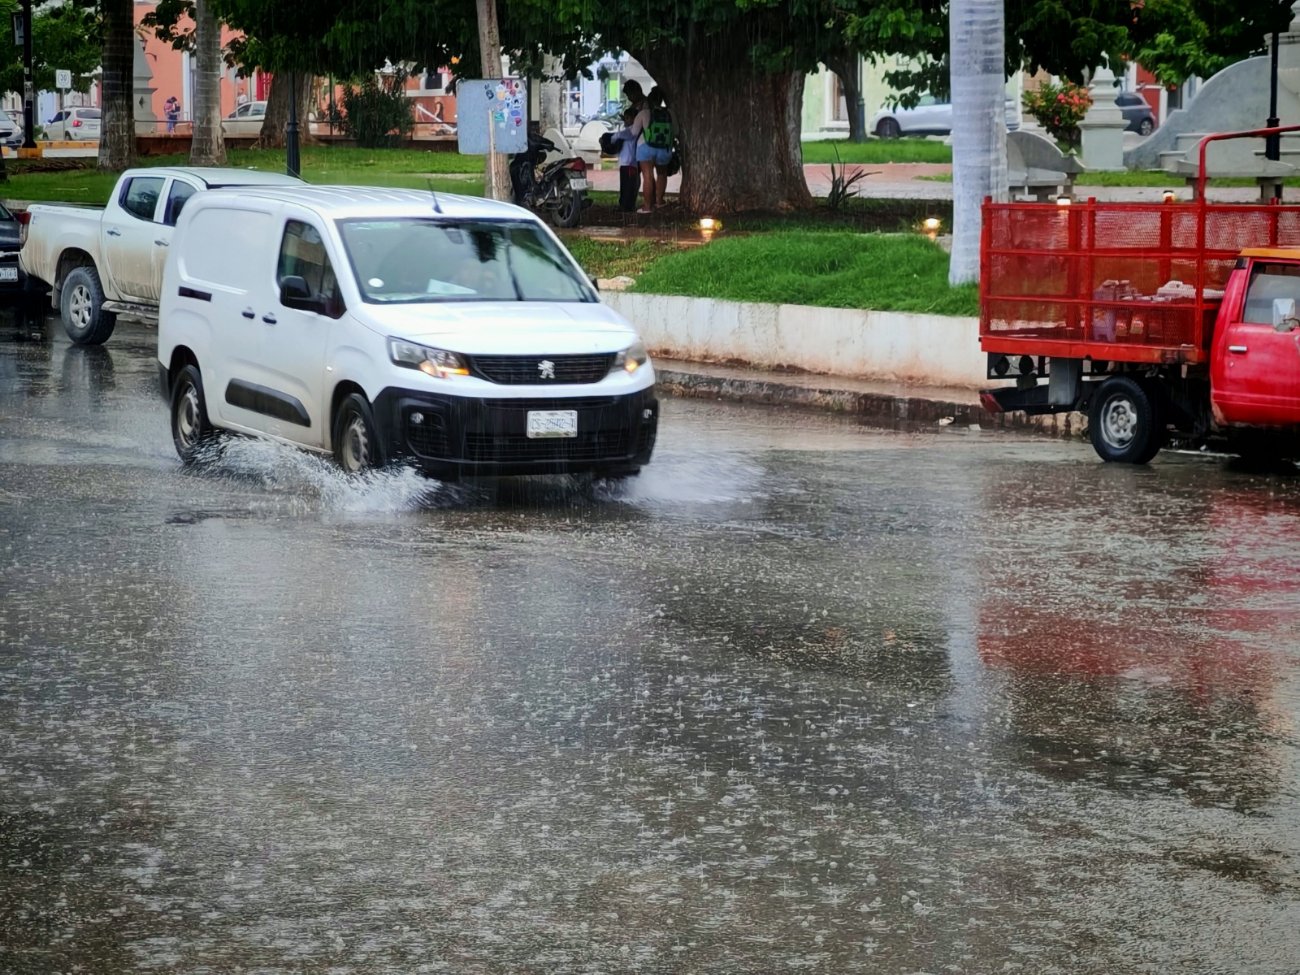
45, 107, 101, 141
870, 95, 1018, 139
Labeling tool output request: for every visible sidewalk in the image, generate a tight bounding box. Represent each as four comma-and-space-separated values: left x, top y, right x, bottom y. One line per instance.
585, 161, 1271, 203
654, 358, 1082, 439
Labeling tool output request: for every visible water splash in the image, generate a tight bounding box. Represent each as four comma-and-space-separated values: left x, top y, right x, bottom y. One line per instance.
191, 436, 451, 514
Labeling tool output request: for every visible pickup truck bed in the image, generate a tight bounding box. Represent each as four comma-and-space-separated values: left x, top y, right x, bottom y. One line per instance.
980, 199, 1300, 365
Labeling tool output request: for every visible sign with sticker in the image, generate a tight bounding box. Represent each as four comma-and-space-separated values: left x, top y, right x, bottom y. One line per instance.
457, 77, 528, 154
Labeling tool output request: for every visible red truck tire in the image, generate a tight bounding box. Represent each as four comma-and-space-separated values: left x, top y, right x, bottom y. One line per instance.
1088, 376, 1166, 464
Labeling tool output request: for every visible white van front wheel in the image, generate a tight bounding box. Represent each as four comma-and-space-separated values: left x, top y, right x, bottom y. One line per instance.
333, 393, 384, 473
171, 364, 218, 464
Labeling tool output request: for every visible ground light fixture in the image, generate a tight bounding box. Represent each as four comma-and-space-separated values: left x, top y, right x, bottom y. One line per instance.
1162, 189, 1176, 203
698, 216, 722, 241
1056, 195, 1072, 206
921, 216, 942, 240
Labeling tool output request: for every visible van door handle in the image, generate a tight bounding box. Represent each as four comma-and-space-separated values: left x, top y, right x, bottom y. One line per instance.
262, 313, 277, 325
154, 239, 169, 247
241, 308, 255, 319
1228, 345, 1248, 354
105, 228, 121, 237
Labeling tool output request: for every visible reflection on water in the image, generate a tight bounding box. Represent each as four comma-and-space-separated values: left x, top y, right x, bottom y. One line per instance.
977, 474, 1299, 816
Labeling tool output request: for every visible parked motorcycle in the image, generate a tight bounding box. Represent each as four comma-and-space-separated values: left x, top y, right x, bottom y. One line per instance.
508, 131, 590, 229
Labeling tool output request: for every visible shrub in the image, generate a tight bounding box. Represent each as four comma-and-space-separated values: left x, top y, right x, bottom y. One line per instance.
341, 73, 414, 148
1022, 81, 1092, 150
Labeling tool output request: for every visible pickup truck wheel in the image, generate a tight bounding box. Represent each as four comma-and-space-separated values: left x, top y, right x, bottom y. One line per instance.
60, 265, 117, 346
1089, 376, 1165, 464
170, 365, 218, 465
333, 393, 385, 474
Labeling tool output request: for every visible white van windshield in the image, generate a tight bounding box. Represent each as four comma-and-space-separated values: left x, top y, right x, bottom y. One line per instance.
337, 218, 596, 304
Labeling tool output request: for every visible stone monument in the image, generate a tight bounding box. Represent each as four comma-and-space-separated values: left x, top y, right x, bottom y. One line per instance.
1078, 65, 1127, 171
133, 32, 158, 136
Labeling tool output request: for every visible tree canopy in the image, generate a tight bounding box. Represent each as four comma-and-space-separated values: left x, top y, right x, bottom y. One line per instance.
0, 0, 99, 98
852, 0, 1294, 100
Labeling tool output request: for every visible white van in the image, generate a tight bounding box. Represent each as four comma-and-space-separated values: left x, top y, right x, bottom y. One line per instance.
157, 186, 658, 479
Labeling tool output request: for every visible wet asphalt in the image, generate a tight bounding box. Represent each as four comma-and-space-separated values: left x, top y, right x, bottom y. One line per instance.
1, 319, 1299, 974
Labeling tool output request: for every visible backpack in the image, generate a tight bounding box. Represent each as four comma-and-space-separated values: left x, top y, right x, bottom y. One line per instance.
645, 108, 673, 150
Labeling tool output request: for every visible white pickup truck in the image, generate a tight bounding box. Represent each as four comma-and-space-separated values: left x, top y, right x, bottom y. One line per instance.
21, 167, 302, 345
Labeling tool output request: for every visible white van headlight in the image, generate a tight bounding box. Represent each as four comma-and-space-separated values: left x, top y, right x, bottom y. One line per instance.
389, 338, 470, 379
613, 340, 649, 374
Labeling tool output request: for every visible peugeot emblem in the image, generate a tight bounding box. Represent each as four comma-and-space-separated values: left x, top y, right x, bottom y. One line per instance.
538, 359, 556, 380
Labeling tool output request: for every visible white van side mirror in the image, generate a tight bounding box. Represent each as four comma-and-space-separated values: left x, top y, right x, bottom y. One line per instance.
280, 275, 320, 312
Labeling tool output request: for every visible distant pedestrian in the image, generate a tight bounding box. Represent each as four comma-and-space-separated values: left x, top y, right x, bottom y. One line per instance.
622, 80, 645, 114
609, 107, 640, 212
164, 95, 179, 135
634, 87, 674, 214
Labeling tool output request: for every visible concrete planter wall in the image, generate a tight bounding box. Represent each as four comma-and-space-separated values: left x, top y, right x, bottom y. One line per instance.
602, 292, 987, 389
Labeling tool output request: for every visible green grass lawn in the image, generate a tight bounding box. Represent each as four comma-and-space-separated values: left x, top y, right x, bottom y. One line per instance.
588, 232, 978, 316
0, 145, 485, 204
802, 139, 952, 165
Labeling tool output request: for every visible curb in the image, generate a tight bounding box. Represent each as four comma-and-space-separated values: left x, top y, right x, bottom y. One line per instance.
656, 367, 1086, 439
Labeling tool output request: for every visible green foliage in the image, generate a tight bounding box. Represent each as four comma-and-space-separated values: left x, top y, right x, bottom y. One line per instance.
847, 0, 1292, 99
340, 75, 415, 148
1022, 80, 1091, 149
0, 0, 99, 96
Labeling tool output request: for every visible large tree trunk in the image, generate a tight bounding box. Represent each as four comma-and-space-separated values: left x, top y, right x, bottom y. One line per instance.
948, 0, 1007, 284
824, 53, 866, 144
255, 72, 315, 149
190, 0, 226, 166
98, 0, 135, 171
641, 38, 811, 214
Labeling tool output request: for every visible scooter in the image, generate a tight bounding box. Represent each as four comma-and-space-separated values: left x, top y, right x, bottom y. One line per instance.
508, 131, 590, 229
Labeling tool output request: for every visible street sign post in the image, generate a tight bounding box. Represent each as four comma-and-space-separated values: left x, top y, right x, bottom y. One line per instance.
55, 69, 72, 90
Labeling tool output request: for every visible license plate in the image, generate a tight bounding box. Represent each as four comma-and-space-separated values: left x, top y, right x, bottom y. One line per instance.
0, 266, 17, 282
568, 178, 589, 191
526, 410, 578, 439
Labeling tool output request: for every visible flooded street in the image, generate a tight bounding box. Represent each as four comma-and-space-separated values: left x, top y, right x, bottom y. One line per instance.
2, 321, 1299, 974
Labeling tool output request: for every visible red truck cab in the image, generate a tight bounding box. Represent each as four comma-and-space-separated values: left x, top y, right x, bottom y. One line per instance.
1210, 249, 1300, 429
980, 127, 1300, 464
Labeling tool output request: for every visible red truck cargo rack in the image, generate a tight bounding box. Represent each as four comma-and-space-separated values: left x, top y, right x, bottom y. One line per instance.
980, 198, 1300, 365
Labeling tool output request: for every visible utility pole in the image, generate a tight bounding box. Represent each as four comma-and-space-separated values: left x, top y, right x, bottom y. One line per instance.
20, 0, 35, 149
286, 69, 300, 177
474, 0, 510, 200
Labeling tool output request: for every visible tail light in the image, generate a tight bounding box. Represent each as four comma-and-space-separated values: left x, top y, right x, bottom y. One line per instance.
72, 118, 81, 128
566, 158, 586, 173
17, 209, 29, 246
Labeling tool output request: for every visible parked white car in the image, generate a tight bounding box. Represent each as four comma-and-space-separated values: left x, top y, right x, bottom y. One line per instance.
45, 107, 101, 141
870, 95, 1019, 138
158, 186, 659, 479
221, 100, 267, 136
20, 166, 304, 344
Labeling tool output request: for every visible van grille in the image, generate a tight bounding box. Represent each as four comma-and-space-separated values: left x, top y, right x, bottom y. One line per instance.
464, 430, 633, 463
470, 354, 615, 385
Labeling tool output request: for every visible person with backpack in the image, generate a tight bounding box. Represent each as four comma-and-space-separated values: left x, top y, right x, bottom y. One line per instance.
634, 87, 674, 214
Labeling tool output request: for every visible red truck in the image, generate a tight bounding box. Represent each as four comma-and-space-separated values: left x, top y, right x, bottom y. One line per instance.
979, 127, 1300, 464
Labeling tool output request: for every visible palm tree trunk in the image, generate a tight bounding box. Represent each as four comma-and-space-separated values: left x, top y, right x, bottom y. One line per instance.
98, 0, 135, 171
948, 0, 1007, 284
189, 0, 226, 166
